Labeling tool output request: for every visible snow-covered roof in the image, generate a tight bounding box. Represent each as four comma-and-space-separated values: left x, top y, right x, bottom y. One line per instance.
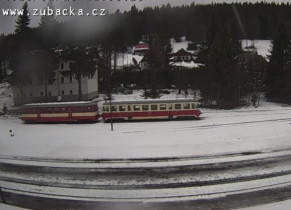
133, 44, 149, 51
113, 53, 144, 68
23, 101, 97, 108
103, 98, 199, 105
241, 40, 272, 59
173, 48, 194, 56
170, 61, 199, 69
170, 37, 196, 54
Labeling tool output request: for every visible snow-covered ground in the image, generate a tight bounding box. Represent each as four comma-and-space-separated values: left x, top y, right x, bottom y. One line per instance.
1, 83, 291, 208
0, 82, 14, 113
0, 97, 291, 161
240, 199, 291, 210
0, 204, 27, 210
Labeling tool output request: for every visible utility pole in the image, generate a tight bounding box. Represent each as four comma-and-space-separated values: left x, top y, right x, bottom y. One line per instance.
107, 50, 113, 131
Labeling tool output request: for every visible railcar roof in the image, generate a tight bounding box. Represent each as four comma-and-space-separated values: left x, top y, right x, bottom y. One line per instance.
22, 101, 97, 108
103, 99, 199, 105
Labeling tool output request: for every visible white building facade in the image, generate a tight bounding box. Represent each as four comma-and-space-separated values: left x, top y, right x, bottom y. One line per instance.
13, 61, 98, 106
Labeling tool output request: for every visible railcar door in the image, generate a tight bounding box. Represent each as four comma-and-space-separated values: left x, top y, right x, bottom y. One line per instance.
68, 107, 72, 118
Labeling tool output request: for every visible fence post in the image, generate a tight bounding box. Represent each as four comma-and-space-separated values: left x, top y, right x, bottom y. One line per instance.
0, 186, 5, 204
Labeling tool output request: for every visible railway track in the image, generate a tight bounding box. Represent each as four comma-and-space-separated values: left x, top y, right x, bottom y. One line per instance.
1, 149, 291, 209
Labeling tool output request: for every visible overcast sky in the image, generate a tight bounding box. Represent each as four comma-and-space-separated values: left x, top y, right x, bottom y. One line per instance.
0, 0, 290, 35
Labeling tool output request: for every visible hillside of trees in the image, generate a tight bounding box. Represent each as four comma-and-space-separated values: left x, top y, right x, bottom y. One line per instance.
0, 2, 291, 107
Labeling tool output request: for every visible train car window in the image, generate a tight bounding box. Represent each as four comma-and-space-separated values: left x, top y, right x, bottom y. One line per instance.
160, 104, 167, 110
41, 108, 46, 113
54, 108, 60, 113
119, 105, 126, 111
151, 105, 158, 110
62, 107, 66, 112
88, 106, 92, 111
111, 106, 117, 112
168, 104, 173, 110
92, 106, 96, 111
175, 104, 181, 110
133, 105, 140, 111
48, 108, 53, 113
184, 103, 190, 109
142, 105, 149, 111
103, 106, 109, 112
31, 109, 36, 114
82, 107, 87, 112
192, 103, 197, 109
73, 107, 79, 113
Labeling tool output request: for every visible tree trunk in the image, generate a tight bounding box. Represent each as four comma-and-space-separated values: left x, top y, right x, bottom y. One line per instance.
78, 76, 82, 101
44, 79, 48, 103
20, 84, 24, 105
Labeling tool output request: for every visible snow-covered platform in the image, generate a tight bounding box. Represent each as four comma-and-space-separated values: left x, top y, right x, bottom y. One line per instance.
0, 102, 291, 162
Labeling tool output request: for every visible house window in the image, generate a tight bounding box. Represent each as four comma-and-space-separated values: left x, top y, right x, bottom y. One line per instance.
30, 92, 33, 97
61, 63, 64, 69
40, 92, 43, 96
48, 91, 51, 96
70, 90, 73, 95
62, 91, 64, 95
69, 76, 73, 83
61, 77, 64, 84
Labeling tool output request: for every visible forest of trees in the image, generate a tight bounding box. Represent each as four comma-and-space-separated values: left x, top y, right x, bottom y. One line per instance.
0, 2, 291, 107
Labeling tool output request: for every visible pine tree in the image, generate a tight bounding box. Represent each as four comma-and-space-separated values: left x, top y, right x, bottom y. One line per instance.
64, 46, 97, 101
14, 2, 30, 35
198, 19, 241, 108
39, 1, 57, 29
266, 23, 291, 102
148, 34, 166, 71
33, 50, 58, 102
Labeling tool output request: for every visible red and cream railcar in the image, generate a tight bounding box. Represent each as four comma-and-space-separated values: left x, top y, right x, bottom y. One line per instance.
102, 99, 201, 122
21, 101, 99, 123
